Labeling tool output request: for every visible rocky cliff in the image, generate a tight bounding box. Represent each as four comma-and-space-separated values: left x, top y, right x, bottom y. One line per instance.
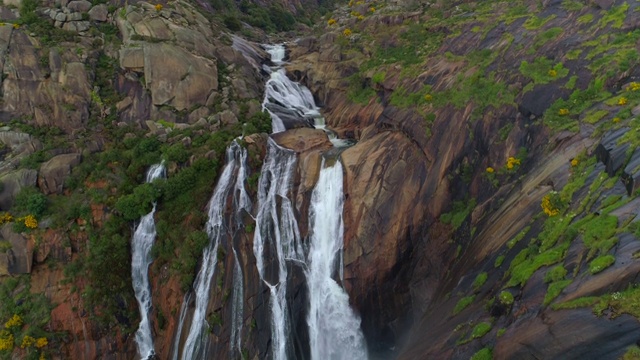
2, 0, 640, 359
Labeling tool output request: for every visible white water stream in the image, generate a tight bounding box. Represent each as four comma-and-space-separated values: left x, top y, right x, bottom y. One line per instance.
180, 142, 249, 360
132, 162, 165, 360
306, 160, 368, 360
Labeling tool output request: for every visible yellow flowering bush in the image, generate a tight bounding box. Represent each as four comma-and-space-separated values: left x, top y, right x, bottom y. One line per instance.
357, 14, 364, 20
35, 337, 48, 348
571, 158, 579, 167
548, 69, 557, 77
23, 214, 37, 229
541, 193, 560, 216
343, 28, 352, 37
486, 167, 495, 173
626, 82, 640, 91
618, 97, 628, 105
424, 94, 433, 101
0, 212, 13, 225
0, 331, 13, 351
369, 6, 376, 12
154, 3, 163, 11
20, 335, 35, 348
506, 156, 521, 170
5, 314, 22, 329
558, 108, 569, 116
327, 18, 336, 26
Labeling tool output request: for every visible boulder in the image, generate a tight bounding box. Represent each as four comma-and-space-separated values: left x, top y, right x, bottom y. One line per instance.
0, 169, 37, 210
67, 0, 92, 12
37, 153, 81, 194
143, 43, 217, 110
88, 4, 108, 22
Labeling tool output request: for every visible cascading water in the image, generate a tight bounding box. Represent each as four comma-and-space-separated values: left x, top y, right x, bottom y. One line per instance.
262, 44, 320, 133
132, 162, 166, 360
306, 160, 367, 360
180, 142, 249, 360
253, 138, 304, 360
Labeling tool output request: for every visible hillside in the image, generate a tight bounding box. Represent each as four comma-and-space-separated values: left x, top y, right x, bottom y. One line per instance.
1, 0, 640, 359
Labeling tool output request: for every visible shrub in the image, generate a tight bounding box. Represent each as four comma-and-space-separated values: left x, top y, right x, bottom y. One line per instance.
13, 187, 47, 217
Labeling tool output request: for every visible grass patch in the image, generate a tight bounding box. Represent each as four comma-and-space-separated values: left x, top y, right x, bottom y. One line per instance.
470, 347, 493, 360
583, 109, 608, 124
544, 279, 572, 306
523, 14, 556, 30
544, 265, 568, 283
441, 198, 477, 230
520, 57, 569, 85
589, 254, 615, 274
598, 3, 629, 29
506, 242, 569, 287
472, 272, 488, 291
453, 295, 476, 315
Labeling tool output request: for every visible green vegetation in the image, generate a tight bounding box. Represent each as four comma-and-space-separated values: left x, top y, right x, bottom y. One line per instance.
622, 345, 640, 360
544, 265, 567, 283
470, 347, 493, 360
494, 255, 505, 268
506, 242, 569, 287
589, 254, 615, 274
470, 322, 492, 339
441, 198, 477, 230
498, 291, 514, 306
544, 78, 611, 132
453, 295, 476, 315
544, 280, 572, 306
519, 57, 569, 87
583, 109, 609, 124
472, 272, 488, 291
598, 3, 629, 29
561, 0, 584, 11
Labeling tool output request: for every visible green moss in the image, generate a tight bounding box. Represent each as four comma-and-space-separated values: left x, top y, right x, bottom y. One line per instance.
507, 226, 530, 249
470, 322, 492, 339
583, 109, 609, 124
561, 0, 584, 11
494, 255, 506, 268
598, 3, 629, 29
544, 265, 568, 283
520, 57, 569, 85
453, 295, 476, 315
564, 75, 578, 89
523, 14, 556, 30
543, 78, 611, 132
552, 296, 599, 310
577, 13, 593, 24
472, 272, 488, 291
372, 72, 386, 84
498, 291, 514, 306
507, 242, 569, 287
544, 279, 572, 306
533, 27, 563, 49
470, 347, 493, 360
441, 198, 477, 230
622, 345, 640, 360
589, 254, 615, 274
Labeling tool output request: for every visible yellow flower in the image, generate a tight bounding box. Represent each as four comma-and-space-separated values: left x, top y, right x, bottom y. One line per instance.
369, 6, 376, 12
327, 18, 336, 26
0, 331, 13, 351
357, 15, 364, 21
548, 69, 557, 77
424, 94, 433, 102
355, 0, 364, 4
626, 82, 640, 91
0, 212, 13, 225
24, 214, 38, 229
558, 108, 569, 116
21, 335, 35, 348
618, 97, 628, 106
541, 194, 559, 216
506, 156, 521, 170
486, 167, 495, 173
343, 28, 352, 37
35, 337, 47, 348
613, 117, 621, 123
570, 158, 579, 167
12, 23, 19, 29
154, 3, 163, 11
5, 314, 22, 329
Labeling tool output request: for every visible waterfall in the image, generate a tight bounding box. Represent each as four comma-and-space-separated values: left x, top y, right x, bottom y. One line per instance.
306, 160, 367, 360
262, 44, 320, 133
253, 138, 304, 360
180, 142, 249, 360
132, 162, 165, 360
171, 292, 191, 360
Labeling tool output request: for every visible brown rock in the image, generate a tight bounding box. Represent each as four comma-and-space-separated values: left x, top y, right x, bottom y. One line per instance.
271, 128, 332, 153
38, 153, 81, 194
